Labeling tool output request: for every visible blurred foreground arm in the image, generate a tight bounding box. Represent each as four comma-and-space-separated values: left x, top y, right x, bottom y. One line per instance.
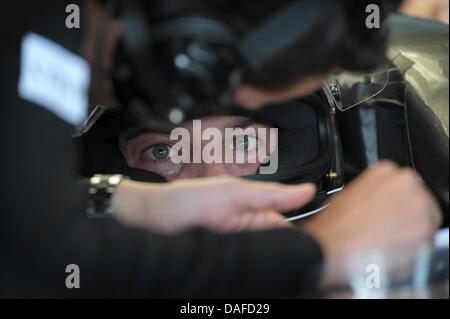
112, 177, 315, 233
302, 161, 442, 288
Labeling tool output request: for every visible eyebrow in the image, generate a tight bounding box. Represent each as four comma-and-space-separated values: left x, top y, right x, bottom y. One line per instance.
125, 126, 156, 141
225, 118, 259, 129
125, 118, 270, 141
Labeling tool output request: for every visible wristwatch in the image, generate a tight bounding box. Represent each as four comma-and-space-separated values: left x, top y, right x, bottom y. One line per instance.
86, 174, 129, 218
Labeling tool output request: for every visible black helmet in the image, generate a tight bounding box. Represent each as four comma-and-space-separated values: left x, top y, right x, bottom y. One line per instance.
76, 89, 344, 221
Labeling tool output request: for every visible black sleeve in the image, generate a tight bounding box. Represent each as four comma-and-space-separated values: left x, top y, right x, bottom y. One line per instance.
0, 1, 323, 298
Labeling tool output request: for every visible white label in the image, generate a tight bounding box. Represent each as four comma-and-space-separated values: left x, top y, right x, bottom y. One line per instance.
18, 32, 89, 125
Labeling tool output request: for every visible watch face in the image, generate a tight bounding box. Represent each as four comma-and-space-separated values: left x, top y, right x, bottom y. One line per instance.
86, 175, 126, 217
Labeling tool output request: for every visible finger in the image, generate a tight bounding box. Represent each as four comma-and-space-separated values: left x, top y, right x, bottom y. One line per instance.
363, 160, 399, 182
217, 210, 290, 232
247, 210, 293, 231
231, 181, 317, 213
339, 160, 399, 195
388, 168, 441, 228
418, 185, 442, 230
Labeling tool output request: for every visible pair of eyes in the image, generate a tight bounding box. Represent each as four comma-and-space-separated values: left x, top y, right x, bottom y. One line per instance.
145, 135, 258, 161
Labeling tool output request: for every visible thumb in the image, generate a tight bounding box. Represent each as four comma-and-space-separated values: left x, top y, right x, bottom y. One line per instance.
247, 210, 293, 231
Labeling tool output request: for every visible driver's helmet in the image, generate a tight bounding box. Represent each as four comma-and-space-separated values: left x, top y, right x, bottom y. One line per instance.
75, 66, 393, 221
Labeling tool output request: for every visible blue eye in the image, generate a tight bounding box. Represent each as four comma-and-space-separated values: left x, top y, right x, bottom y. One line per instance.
146, 143, 172, 160
231, 135, 257, 151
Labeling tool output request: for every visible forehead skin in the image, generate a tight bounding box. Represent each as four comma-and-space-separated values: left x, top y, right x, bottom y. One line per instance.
124, 116, 261, 142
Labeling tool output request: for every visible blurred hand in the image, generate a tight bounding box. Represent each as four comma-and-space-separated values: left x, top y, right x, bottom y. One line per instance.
112, 176, 316, 233
301, 160, 442, 287
399, 0, 449, 25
